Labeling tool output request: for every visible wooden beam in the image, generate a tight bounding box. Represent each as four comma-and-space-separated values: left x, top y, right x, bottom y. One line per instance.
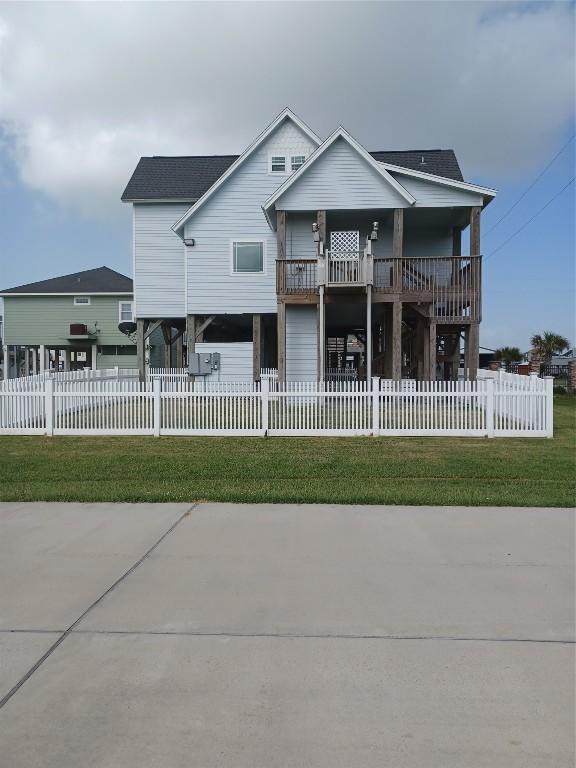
392, 208, 403, 290
161, 323, 172, 346
252, 314, 262, 382
277, 302, 286, 384
136, 319, 146, 382
470, 207, 481, 255
195, 314, 215, 341
175, 334, 183, 368
429, 321, 437, 381
144, 319, 162, 341
464, 323, 479, 380
276, 210, 286, 260
317, 210, 326, 245
392, 301, 402, 380
186, 314, 196, 374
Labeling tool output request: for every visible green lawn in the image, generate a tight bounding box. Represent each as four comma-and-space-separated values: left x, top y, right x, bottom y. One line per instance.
0, 396, 574, 507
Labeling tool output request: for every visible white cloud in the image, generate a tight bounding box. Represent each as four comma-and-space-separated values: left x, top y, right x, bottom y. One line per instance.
0, 1, 573, 216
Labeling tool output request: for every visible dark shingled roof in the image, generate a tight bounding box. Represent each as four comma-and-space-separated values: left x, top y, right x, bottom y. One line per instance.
121, 149, 463, 201
1, 267, 133, 295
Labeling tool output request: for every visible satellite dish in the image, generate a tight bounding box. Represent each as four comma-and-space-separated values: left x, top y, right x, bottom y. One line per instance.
118, 321, 137, 336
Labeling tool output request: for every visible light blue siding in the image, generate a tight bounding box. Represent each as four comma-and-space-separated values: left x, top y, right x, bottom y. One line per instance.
184, 119, 317, 314
196, 342, 253, 382
134, 202, 190, 318
275, 137, 408, 211
286, 212, 317, 258
389, 173, 484, 207
286, 305, 317, 382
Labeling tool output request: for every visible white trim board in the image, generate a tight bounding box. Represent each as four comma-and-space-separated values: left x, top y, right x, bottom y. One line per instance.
378, 161, 497, 199
172, 108, 322, 237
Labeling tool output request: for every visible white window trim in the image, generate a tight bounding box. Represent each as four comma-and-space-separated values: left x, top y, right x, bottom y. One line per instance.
118, 300, 134, 322
268, 153, 288, 175
74, 296, 91, 305
290, 154, 306, 172
230, 239, 267, 276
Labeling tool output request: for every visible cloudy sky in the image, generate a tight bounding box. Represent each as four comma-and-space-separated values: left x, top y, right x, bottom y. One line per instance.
0, 0, 574, 350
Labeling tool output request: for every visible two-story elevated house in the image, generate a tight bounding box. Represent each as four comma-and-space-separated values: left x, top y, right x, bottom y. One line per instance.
122, 109, 496, 383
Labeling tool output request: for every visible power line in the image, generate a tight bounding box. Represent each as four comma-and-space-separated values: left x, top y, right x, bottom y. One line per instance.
484, 133, 575, 236
485, 176, 575, 261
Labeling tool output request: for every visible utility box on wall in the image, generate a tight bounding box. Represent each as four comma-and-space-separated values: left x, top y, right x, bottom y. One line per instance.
188, 352, 220, 376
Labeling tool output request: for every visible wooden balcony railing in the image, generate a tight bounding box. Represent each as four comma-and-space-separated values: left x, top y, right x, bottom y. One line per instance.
277, 256, 481, 322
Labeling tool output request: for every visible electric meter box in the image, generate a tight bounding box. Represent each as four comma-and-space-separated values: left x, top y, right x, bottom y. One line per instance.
188, 352, 220, 376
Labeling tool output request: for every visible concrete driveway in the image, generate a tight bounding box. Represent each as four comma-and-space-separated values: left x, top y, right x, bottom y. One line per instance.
0, 502, 573, 767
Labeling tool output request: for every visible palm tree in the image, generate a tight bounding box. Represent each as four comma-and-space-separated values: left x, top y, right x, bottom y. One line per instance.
493, 346, 523, 363
530, 332, 570, 366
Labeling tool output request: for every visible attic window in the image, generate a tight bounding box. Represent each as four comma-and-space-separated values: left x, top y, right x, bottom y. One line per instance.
270, 155, 286, 173
74, 296, 90, 305
291, 155, 306, 171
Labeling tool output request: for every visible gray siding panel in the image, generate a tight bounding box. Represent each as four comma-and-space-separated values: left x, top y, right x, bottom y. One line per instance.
185, 120, 317, 314
276, 137, 408, 211
134, 203, 190, 318
286, 305, 317, 382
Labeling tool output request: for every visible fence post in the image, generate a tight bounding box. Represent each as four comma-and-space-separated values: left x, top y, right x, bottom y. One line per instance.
371, 377, 380, 436
545, 376, 554, 438
45, 378, 54, 436
261, 376, 269, 436
485, 376, 494, 438
153, 377, 161, 437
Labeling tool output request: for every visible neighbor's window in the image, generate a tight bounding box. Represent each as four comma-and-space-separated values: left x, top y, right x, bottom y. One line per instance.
270, 155, 286, 173
119, 301, 134, 322
74, 296, 90, 305
291, 155, 306, 171
233, 241, 264, 273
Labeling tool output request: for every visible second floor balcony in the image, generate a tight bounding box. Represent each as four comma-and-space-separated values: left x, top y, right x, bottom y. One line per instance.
276, 254, 482, 323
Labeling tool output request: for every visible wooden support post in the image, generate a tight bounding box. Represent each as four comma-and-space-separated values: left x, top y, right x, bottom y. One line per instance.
32, 347, 38, 375
383, 307, 393, 378
470, 207, 481, 256
317, 210, 327, 245
161, 323, 172, 369
175, 334, 183, 369
429, 321, 437, 381
319, 286, 325, 382
252, 314, 261, 382
451, 334, 461, 381
276, 210, 286, 260
39, 344, 46, 374
392, 301, 402, 380
392, 208, 404, 291
136, 319, 146, 382
64, 348, 71, 372
366, 285, 372, 381
277, 302, 286, 384
465, 323, 479, 381
91, 344, 98, 371
186, 315, 196, 375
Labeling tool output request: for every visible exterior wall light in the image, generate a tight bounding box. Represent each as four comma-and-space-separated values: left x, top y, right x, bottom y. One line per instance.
184, 238, 195, 247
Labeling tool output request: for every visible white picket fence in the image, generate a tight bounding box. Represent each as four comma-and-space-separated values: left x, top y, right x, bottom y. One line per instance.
0, 368, 554, 438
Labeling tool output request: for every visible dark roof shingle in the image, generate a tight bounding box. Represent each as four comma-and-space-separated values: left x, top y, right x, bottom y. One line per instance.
121, 149, 463, 202
1, 267, 133, 295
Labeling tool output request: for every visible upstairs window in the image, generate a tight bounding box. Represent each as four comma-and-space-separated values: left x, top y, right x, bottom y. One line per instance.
119, 301, 134, 322
291, 155, 306, 171
74, 296, 90, 305
232, 241, 264, 273
270, 155, 286, 173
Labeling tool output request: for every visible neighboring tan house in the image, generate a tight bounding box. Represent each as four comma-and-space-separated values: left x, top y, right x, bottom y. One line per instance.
0, 267, 136, 378
122, 108, 496, 382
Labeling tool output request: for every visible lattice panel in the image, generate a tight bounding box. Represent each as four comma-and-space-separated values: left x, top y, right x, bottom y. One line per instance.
330, 231, 359, 253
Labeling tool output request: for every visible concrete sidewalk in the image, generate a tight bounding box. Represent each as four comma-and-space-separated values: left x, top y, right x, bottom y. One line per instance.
0, 502, 574, 767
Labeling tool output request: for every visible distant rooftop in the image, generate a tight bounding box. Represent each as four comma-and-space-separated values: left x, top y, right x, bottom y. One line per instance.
0, 266, 133, 295
122, 149, 464, 202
